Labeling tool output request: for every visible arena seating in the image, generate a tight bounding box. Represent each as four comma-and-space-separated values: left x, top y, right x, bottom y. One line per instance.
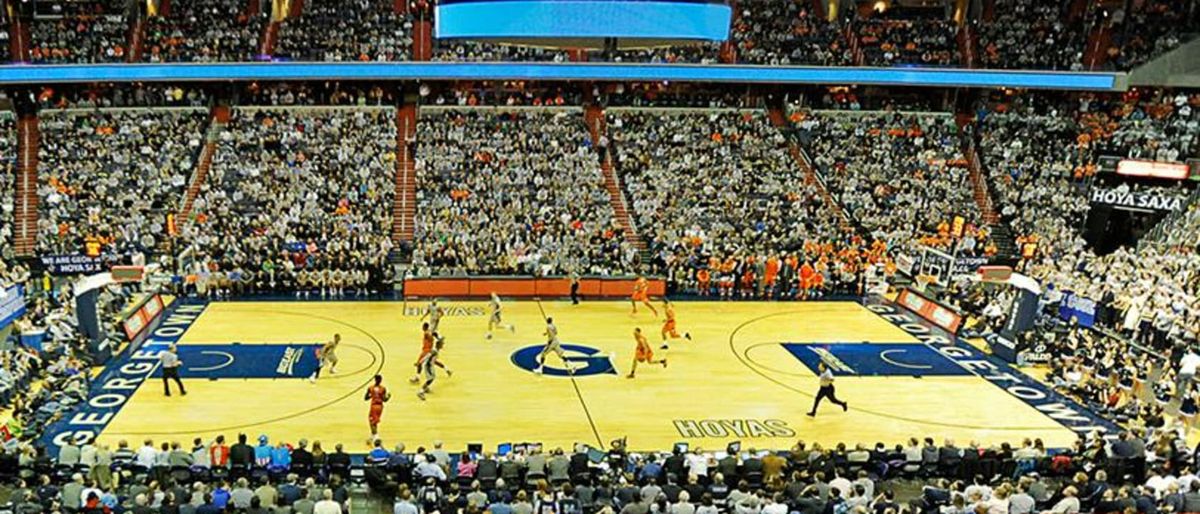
732, 2, 852, 66
0, 115, 14, 264
609, 109, 860, 297
185, 107, 396, 297
36, 108, 209, 256
856, 18, 959, 67
411, 108, 633, 277
977, 0, 1084, 70
977, 110, 1092, 263
30, 1, 129, 64
275, 0, 413, 62
142, 0, 267, 62
799, 111, 985, 256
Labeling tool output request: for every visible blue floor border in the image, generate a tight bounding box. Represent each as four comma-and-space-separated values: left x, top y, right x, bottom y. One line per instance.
865, 297, 1120, 438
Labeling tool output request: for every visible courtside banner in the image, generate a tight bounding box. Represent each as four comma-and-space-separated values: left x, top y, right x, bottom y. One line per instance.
895, 288, 963, 334
0, 285, 26, 331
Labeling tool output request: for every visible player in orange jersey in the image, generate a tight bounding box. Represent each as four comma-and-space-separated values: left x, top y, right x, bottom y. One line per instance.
696, 268, 711, 296
411, 323, 451, 383
627, 327, 666, 379
364, 374, 391, 443
660, 299, 691, 350
630, 275, 658, 316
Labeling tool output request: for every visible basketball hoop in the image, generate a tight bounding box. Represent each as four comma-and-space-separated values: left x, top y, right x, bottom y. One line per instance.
915, 274, 936, 291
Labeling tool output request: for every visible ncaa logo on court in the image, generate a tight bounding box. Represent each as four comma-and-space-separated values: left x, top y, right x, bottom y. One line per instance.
511, 344, 617, 377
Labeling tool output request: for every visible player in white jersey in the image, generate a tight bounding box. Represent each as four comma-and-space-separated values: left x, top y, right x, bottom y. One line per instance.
308, 333, 341, 383
421, 299, 445, 333
535, 317, 565, 375
486, 293, 516, 340
417, 334, 447, 400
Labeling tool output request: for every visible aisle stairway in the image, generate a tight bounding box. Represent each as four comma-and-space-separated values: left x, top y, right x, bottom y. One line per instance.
767, 106, 856, 234
13, 114, 38, 256
584, 105, 646, 255
391, 102, 418, 245
967, 144, 1019, 259
180, 106, 230, 218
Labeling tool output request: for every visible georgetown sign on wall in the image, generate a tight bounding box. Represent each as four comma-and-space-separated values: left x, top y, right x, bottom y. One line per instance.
1090, 188, 1185, 211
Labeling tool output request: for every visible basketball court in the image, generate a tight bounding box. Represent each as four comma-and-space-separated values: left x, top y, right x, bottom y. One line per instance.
44, 298, 1113, 453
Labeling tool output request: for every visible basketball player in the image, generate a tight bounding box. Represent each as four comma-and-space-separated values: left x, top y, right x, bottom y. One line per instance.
627, 328, 666, 379
535, 317, 565, 375
411, 323, 452, 383
806, 362, 848, 417
308, 333, 341, 383
630, 275, 658, 316
416, 335, 447, 401
420, 299, 445, 333
659, 299, 692, 350
486, 292, 515, 340
364, 374, 391, 443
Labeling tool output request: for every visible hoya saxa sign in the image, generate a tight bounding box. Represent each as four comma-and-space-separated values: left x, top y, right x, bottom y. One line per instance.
1090, 188, 1184, 211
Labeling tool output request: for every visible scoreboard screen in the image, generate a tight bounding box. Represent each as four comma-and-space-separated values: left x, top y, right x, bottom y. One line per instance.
435, 0, 732, 41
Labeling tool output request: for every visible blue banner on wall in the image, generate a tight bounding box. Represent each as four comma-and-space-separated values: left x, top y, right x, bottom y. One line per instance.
1058, 291, 1097, 327
0, 284, 26, 331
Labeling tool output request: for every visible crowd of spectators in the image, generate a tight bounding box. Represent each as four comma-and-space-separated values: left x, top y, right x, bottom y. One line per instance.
0, 115, 15, 265
34, 84, 209, 110
240, 82, 395, 108
412, 108, 633, 276
799, 111, 987, 257
856, 19, 959, 67
184, 107, 396, 298
735, 8, 852, 67
143, 0, 267, 63
977, 110, 1092, 264
36, 108, 209, 256
610, 110, 871, 298
276, 0, 413, 62
1086, 91, 1200, 163
977, 0, 1084, 71
1107, 0, 1199, 70
6, 425, 1200, 514
432, 41, 568, 63
30, 1, 129, 64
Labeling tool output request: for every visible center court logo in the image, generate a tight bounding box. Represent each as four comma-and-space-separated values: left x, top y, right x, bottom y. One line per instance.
511, 344, 617, 377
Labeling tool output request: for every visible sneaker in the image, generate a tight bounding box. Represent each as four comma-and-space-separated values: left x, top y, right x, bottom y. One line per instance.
626, 374, 635, 379
842, 402, 848, 412
417, 391, 426, 401
308, 375, 316, 384
685, 333, 692, 341
660, 344, 669, 350
510, 325, 516, 334
445, 369, 453, 378
806, 412, 815, 417
662, 360, 668, 368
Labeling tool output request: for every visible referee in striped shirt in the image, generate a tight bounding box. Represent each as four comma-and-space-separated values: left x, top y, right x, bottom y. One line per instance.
161, 344, 187, 397
806, 362, 847, 417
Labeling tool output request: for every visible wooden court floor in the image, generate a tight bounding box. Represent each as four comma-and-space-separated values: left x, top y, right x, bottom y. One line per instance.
94, 300, 1079, 452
